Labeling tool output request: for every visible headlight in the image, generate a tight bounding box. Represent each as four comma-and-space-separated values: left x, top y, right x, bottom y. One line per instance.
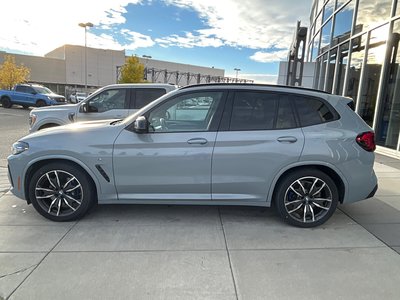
12, 141, 29, 155
29, 114, 37, 126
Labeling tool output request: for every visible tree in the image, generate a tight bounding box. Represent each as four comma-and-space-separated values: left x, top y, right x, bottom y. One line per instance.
118, 55, 145, 83
0, 55, 30, 90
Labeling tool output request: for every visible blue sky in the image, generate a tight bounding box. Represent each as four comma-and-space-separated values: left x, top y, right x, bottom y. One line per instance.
0, 0, 311, 83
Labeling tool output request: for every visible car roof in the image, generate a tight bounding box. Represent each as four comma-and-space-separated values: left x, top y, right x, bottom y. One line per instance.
103, 83, 178, 89
178, 83, 331, 99
180, 83, 329, 94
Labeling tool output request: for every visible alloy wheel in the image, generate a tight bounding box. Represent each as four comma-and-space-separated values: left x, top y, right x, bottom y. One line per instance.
35, 170, 83, 217
284, 176, 333, 224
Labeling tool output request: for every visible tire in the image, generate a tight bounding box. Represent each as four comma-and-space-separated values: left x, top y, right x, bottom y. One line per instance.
1, 97, 12, 108
28, 162, 95, 221
275, 168, 339, 228
36, 100, 46, 107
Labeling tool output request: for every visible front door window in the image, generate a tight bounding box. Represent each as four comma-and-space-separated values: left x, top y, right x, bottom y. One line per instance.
87, 89, 127, 113
147, 91, 223, 132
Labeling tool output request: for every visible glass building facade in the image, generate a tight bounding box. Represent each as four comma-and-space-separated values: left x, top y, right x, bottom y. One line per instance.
308, 0, 400, 155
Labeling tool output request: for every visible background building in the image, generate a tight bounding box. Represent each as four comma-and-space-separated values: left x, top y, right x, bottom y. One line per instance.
1, 45, 250, 101
280, 0, 400, 157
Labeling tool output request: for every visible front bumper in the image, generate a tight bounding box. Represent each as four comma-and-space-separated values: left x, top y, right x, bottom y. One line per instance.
7, 165, 14, 187
7, 157, 28, 202
367, 184, 378, 199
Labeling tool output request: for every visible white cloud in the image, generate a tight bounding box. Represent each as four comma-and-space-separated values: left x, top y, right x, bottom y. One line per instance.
156, 31, 224, 48
162, 0, 310, 50
250, 50, 289, 63
121, 30, 156, 49
0, 0, 310, 64
0, 0, 141, 55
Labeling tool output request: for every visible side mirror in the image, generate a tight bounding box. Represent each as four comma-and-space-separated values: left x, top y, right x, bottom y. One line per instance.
80, 102, 88, 113
134, 116, 148, 133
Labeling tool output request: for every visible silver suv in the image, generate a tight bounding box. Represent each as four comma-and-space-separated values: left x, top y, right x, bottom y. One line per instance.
8, 84, 378, 227
29, 83, 177, 132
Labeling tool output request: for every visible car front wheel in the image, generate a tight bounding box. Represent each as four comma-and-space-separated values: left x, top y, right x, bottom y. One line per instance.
275, 169, 339, 228
29, 162, 95, 221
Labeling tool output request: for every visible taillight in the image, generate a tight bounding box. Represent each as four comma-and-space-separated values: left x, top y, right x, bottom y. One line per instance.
356, 131, 376, 152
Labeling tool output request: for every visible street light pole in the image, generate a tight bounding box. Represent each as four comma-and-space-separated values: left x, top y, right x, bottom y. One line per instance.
142, 55, 152, 80
79, 22, 93, 91
234, 68, 241, 82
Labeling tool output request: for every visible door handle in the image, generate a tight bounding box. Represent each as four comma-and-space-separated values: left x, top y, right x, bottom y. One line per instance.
187, 138, 208, 145
277, 136, 297, 143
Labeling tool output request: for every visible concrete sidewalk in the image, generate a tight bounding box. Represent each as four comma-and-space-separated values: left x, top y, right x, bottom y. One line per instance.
0, 154, 400, 299
0, 167, 9, 199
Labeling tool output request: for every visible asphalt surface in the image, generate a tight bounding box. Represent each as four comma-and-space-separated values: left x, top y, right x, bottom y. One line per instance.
1, 105, 400, 299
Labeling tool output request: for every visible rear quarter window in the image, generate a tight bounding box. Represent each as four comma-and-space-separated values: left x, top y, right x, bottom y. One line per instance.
293, 96, 337, 127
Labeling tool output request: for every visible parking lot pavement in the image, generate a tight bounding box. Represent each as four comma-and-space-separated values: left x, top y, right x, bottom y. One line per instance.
1, 154, 400, 299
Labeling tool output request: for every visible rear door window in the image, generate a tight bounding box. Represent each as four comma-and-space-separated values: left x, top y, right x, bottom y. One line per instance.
16, 86, 28, 93
132, 88, 167, 109
275, 96, 297, 129
228, 91, 297, 131
229, 91, 277, 130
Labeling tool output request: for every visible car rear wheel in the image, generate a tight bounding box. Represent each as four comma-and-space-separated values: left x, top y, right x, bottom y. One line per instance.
275, 169, 339, 228
29, 162, 95, 221
36, 100, 46, 107
1, 97, 12, 108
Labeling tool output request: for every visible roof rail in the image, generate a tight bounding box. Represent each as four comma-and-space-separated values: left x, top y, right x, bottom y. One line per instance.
179, 83, 331, 94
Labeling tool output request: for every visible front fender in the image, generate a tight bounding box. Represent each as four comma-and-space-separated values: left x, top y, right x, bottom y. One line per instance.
22, 155, 102, 203
30, 117, 68, 132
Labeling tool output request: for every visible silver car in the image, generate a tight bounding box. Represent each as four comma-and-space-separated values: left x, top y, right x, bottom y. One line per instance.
8, 84, 378, 227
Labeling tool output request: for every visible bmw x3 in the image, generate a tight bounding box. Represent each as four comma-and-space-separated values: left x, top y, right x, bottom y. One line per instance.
8, 84, 378, 227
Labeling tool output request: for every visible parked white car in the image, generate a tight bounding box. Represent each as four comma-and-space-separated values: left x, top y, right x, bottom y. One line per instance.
29, 83, 177, 132
69, 92, 88, 103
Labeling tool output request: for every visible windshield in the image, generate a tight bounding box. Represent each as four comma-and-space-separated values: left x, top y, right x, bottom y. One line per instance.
33, 86, 53, 94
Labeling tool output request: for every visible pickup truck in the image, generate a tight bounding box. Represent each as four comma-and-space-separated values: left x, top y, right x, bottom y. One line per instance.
0, 84, 66, 108
29, 83, 177, 132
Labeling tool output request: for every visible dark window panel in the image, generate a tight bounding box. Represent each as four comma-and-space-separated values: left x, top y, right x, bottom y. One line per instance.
229, 92, 277, 131
134, 88, 167, 109
294, 96, 335, 127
